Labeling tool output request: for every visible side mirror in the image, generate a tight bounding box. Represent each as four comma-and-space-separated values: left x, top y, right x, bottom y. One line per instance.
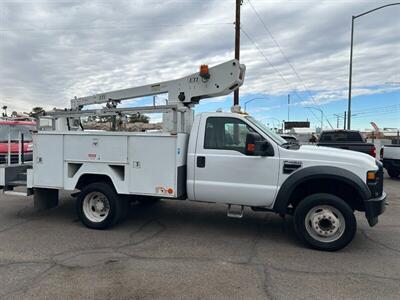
246, 132, 274, 156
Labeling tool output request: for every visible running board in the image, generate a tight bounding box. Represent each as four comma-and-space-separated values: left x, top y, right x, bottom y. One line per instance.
227, 204, 244, 219
3, 190, 29, 197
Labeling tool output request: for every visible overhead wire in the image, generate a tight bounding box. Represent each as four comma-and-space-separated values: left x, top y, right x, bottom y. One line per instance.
246, 0, 334, 128
240, 26, 323, 124
328, 104, 400, 118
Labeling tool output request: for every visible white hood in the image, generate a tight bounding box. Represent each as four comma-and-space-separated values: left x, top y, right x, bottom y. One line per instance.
280, 144, 377, 181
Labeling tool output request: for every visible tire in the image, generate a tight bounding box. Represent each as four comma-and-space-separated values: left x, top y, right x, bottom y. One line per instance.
294, 193, 356, 251
76, 182, 125, 229
387, 168, 399, 178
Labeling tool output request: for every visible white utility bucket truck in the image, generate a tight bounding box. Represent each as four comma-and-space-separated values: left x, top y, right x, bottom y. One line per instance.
0, 60, 386, 251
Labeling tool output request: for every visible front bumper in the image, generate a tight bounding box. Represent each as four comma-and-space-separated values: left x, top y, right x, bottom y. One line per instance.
364, 192, 387, 227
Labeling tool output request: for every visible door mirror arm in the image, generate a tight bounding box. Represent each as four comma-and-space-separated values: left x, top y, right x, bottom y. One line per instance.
255, 140, 274, 156
245, 132, 274, 157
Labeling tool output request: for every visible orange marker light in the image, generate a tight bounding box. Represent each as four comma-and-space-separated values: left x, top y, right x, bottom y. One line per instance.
247, 143, 255, 152
200, 65, 209, 75
199, 65, 210, 79
167, 188, 174, 194
367, 171, 376, 181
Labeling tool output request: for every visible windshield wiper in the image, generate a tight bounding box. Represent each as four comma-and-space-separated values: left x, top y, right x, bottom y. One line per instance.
281, 142, 300, 149
280, 142, 292, 148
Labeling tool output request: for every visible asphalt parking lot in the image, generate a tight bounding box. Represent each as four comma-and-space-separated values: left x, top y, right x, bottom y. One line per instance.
0, 174, 399, 299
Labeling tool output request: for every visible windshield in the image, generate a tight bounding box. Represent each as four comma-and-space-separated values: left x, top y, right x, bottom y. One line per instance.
0, 125, 34, 142
245, 116, 287, 146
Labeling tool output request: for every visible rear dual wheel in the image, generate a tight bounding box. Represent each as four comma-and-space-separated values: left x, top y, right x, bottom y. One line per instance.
76, 182, 129, 229
294, 193, 357, 251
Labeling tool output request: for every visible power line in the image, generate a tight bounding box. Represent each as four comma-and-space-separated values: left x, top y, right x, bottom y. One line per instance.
240, 28, 327, 126
350, 104, 400, 114
246, 0, 316, 104
240, 27, 305, 103
246, 0, 334, 129
328, 104, 400, 118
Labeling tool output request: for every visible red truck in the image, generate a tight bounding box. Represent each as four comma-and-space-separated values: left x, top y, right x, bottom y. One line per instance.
0, 118, 36, 164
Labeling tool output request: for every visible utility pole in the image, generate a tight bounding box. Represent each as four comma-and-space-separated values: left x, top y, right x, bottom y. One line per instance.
344, 111, 347, 130
287, 94, 290, 121
234, 0, 242, 106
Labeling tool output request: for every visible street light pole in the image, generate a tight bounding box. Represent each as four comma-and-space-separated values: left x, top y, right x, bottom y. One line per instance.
347, 16, 355, 130
333, 114, 342, 128
306, 106, 324, 130
244, 97, 268, 112
261, 117, 282, 131
347, 2, 400, 130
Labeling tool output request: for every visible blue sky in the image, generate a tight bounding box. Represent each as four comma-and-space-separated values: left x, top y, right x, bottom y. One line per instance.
122, 87, 400, 131
234, 88, 400, 131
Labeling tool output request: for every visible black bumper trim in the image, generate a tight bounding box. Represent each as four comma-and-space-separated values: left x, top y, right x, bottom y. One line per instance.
364, 192, 387, 227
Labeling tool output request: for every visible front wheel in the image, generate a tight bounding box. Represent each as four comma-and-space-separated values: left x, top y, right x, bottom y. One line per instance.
294, 193, 356, 251
76, 182, 126, 229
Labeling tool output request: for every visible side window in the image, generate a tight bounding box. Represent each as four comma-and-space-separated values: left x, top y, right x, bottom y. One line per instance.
204, 117, 255, 153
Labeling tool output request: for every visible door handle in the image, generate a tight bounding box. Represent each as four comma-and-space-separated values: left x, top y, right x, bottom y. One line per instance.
197, 156, 206, 168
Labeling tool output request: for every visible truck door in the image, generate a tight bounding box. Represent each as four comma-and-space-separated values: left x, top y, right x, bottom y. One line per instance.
193, 116, 280, 206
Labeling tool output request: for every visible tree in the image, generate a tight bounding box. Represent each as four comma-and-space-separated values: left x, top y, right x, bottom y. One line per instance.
31, 107, 44, 114
1, 105, 7, 117
129, 114, 149, 123
30, 107, 44, 119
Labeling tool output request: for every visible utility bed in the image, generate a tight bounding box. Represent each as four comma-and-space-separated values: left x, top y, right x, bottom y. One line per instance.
21, 131, 188, 198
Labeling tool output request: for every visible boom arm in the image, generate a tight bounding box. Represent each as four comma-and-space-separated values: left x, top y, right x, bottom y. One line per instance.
71, 60, 246, 110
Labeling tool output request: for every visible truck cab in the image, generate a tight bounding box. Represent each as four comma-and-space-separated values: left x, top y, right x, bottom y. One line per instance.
186, 112, 385, 250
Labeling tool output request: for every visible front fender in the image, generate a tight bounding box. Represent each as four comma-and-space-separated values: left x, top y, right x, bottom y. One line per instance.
273, 166, 371, 214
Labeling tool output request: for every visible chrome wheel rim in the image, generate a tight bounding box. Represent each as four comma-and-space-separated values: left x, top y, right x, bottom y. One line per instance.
82, 192, 110, 223
305, 205, 345, 243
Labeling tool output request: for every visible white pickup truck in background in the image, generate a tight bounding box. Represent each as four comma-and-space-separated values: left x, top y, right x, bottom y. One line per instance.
0, 60, 386, 251
381, 145, 400, 178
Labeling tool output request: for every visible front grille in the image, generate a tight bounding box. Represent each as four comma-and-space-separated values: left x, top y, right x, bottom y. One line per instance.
376, 163, 384, 196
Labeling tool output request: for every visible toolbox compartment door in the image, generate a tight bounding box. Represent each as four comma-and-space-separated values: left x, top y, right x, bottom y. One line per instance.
33, 134, 64, 188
